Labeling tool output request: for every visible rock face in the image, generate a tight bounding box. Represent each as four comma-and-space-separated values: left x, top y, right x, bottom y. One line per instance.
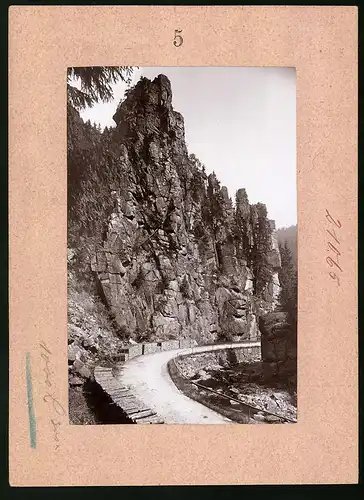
259, 312, 297, 387
73, 74, 282, 344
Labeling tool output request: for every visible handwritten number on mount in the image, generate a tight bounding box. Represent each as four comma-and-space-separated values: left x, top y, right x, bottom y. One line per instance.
325, 209, 342, 286
325, 209, 342, 229
173, 29, 183, 47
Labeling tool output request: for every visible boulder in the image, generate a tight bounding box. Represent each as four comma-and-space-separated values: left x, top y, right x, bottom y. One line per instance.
72, 359, 92, 379
69, 375, 84, 386
68, 343, 83, 362
264, 414, 281, 423
260, 312, 297, 386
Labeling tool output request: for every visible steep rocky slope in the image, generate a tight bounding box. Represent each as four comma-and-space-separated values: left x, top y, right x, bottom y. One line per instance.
74, 75, 282, 345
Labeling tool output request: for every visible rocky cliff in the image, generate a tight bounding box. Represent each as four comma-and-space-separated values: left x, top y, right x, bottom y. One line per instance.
69, 74, 282, 348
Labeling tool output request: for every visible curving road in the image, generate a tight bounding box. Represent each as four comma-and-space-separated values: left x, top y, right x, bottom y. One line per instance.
119, 342, 260, 424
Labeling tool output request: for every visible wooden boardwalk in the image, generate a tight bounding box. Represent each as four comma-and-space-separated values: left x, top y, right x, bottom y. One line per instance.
94, 365, 164, 424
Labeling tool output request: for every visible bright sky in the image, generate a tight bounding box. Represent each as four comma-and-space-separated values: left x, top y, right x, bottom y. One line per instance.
78, 67, 296, 228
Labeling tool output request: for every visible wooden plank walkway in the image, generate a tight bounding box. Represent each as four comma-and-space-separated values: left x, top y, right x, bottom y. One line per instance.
94, 365, 164, 424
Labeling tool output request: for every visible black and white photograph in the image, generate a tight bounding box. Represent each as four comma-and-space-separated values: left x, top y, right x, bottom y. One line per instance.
67, 66, 297, 425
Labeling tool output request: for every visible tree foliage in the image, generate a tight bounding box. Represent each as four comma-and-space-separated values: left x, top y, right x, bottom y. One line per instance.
68, 135, 131, 252
67, 66, 137, 247
188, 153, 207, 203
67, 110, 126, 248
251, 203, 273, 296
67, 66, 135, 110
278, 241, 298, 325
277, 225, 297, 265
189, 153, 205, 173
204, 172, 225, 230
234, 189, 250, 260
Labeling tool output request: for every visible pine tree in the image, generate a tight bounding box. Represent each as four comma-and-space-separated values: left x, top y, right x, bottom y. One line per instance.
188, 154, 207, 203
67, 66, 135, 110
201, 172, 226, 269
206, 172, 224, 225
278, 241, 298, 324
251, 203, 273, 295
234, 189, 250, 260
189, 153, 205, 171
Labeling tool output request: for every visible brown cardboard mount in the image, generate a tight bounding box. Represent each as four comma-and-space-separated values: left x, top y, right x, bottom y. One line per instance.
8, 6, 358, 486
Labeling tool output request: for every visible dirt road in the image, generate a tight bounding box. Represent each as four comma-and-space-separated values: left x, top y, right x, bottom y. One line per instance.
121, 342, 260, 424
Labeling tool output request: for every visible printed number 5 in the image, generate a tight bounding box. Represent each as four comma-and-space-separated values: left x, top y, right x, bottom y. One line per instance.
173, 29, 183, 47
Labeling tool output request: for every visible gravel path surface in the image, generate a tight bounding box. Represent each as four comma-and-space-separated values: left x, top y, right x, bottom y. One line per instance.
121, 342, 260, 424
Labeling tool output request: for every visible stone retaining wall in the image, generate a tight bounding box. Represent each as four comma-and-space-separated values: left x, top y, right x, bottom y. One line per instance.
174, 345, 261, 379
127, 344, 144, 358
179, 338, 197, 349
142, 342, 161, 355
161, 339, 180, 350
111, 338, 197, 362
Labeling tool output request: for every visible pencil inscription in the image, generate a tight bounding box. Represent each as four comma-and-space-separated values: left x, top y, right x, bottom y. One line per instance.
39, 341, 66, 450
